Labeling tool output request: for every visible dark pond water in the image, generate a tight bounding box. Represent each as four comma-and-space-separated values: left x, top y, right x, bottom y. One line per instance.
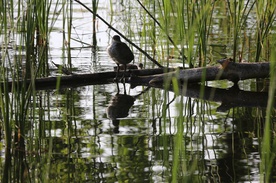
0, 0, 275, 182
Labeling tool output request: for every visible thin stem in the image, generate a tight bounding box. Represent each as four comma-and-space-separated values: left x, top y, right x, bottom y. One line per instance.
74, 0, 163, 68
136, 0, 186, 59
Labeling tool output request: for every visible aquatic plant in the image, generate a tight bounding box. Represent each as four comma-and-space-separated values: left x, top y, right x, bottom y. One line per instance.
261, 35, 276, 182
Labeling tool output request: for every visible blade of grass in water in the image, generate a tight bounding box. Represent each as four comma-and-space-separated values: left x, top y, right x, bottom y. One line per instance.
0, 0, 65, 181
92, 0, 99, 46
255, 1, 276, 62
261, 36, 276, 182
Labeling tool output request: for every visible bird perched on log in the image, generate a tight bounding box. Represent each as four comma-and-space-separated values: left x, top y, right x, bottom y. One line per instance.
107, 35, 134, 80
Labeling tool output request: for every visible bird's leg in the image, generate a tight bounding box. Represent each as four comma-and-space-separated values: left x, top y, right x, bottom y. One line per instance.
120, 64, 127, 82
116, 82, 120, 93
122, 82, 126, 95
113, 64, 120, 82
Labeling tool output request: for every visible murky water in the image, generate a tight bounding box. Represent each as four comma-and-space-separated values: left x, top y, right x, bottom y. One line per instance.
0, 0, 275, 182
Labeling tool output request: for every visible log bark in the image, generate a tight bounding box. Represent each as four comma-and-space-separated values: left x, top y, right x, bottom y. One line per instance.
1, 68, 172, 92
0, 58, 271, 92
149, 58, 270, 84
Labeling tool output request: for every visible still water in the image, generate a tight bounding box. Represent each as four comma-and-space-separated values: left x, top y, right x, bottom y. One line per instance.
0, 0, 275, 182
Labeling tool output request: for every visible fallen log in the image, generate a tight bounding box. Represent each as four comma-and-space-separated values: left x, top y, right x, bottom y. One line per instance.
149, 58, 270, 84
0, 58, 271, 92
1, 67, 173, 91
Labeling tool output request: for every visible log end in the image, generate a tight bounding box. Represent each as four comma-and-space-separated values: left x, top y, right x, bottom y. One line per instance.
217, 58, 234, 69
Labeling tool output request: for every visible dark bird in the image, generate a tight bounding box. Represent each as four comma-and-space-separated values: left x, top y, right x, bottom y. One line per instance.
107, 35, 134, 80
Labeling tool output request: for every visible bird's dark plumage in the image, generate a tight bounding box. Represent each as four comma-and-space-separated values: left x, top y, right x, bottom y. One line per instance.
107, 35, 134, 79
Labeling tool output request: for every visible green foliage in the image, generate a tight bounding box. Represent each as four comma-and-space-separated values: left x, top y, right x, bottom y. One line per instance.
0, 0, 64, 182
141, 0, 276, 67
261, 35, 276, 182
255, 1, 276, 62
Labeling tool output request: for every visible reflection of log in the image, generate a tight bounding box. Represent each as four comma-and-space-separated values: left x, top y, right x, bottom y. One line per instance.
149, 58, 270, 84
151, 83, 275, 111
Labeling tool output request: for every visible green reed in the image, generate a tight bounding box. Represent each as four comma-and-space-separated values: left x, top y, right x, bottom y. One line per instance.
0, 0, 64, 181
254, 2, 276, 180
62, 0, 72, 69
141, 1, 276, 182
255, 1, 276, 62
140, 0, 156, 64
140, 0, 276, 69
171, 84, 184, 183
227, 1, 254, 62
154, 0, 213, 68
92, 0, 99, 46
0, 1, 14, 181
260, 37, 276, 182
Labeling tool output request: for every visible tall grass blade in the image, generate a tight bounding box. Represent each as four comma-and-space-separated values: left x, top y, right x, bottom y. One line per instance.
261, 38, 276, 182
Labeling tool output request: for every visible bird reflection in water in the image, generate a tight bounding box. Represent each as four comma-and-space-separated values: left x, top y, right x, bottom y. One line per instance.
106, 83, 149, 133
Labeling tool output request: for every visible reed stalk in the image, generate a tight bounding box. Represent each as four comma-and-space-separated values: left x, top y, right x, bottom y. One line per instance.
0, 0, 63, 181
171, 95, 184, 183
63, 0, 73, 67
92, 0, 99, 46
260, 37, 276, 182
0, 1, 13, 181
227, 1, 246, 62
255, 1, 276, 62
